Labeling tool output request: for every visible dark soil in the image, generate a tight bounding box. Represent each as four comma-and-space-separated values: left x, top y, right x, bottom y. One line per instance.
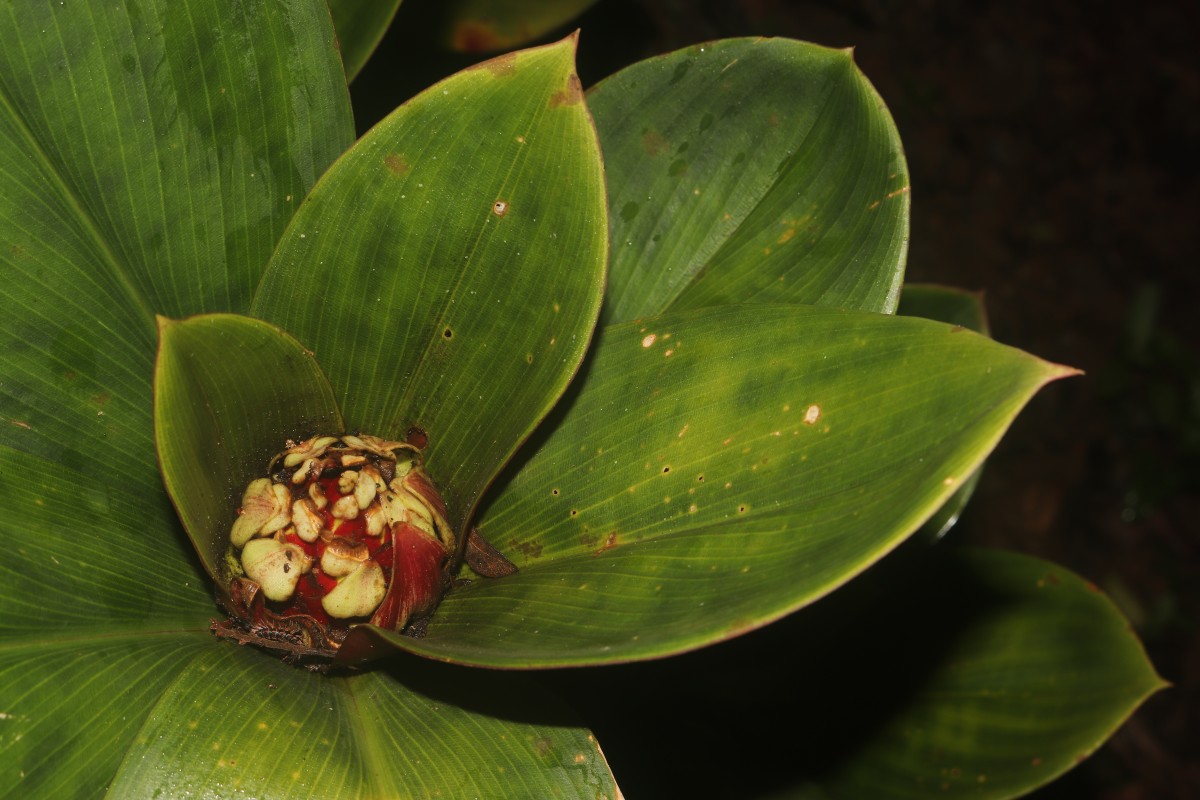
353, 2, 1199, 797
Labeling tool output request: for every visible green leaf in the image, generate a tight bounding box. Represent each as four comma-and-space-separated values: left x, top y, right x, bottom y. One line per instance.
0, 441, 216, 795
154, 314, 344, 586
440, 0, 601, 52
0, 5, 616, 794
899, 283, 990, 335
782, 548, 1165, 799
253, 36, 607, 537
0, 0, 353, 508
328, 0, 404, 81
562, 547, 1162, 800
898, 283, 991, 539
383, 304, 1075, 666
106, 647, 618, 799
589, 38, 910, 324
1, 422, 616, 798
0, 0, 353, 321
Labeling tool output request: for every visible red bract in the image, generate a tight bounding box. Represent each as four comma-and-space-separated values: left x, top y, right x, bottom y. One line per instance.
212, 434, 455, 662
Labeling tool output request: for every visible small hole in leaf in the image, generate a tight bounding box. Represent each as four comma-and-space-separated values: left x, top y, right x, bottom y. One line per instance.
551, 488, 560, 496
662, 466, 671, 474
492, 200, 508, 216
443, 328, 453, 339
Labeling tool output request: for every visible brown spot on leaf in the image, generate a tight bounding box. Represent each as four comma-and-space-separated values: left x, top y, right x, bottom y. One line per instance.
549, 74, 583, 107
92, 393, 110, 406
512, 539, 543, 559
592, 531, 618, 556
384, 154, 409, 175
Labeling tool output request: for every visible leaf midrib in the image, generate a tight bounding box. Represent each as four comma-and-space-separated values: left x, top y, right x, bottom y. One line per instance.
0, 623, 211, 654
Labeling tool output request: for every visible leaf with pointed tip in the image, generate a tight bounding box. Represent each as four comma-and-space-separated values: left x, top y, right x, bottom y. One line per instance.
571, 547, 1162, 800
154, 313, 344, 586
590, 38, 910, 324
0, 4, 616, 794
252, 36, 607, 538
898, 283, 991, 540
441, 0, 601, 53
374, 304, 1074, 666
775, 548, 1165, 799
328, 0, 404, 81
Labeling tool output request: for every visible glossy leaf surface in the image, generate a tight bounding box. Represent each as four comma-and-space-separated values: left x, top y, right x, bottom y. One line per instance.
441, 0, 601, 52
253, 36, 607, 537
567, 548, 1162, 799
105, 647, 617, 799
898, 284, 991, 539
590, 38, 910, 324
0, 0, 353, 321
0, 0, 352, 509
0, 4, 614, 795
154, 314, 344, 585
385, 304, 1073, 666
328, 0, 404, 81
0, 449, 616, 797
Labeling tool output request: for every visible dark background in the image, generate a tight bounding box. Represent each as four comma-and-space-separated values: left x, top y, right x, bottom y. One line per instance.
352, 2, 1199, 797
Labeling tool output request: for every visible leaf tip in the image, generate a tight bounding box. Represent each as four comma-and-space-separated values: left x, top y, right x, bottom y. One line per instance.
1041, 361, 1084, 385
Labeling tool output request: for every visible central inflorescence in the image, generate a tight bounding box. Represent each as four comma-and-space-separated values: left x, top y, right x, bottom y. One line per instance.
213, 433, 455, 661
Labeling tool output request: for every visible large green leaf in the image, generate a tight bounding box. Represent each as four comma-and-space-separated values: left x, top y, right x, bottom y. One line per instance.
589, 38, 910, 324
440, 0, 601, 52
253, 36, 608, 537
378, 304, 1074, 666
1, 422, 616, 798
898, 283, 991, 540
105, 646, 618, 799
328, 0, 404, 81
559, 548, 1162, 799
0, 443, 216, 795
154, 314, 344, 585
0, 0, 353, 506
0, 0, 353, 321
795, 548, 1166, 799
0, 4, 616, 795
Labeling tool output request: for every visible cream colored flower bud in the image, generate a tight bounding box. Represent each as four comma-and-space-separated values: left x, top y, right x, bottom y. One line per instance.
322, 560, 387, 619
292, 498, 325, 543
282, 435, 338, 468
320, 537, 369, 578
241, 538, 312, 602
337, 469, 359, 495
330, 494, 359, 520
308, 481, 327, 510
231, 478, 289, 547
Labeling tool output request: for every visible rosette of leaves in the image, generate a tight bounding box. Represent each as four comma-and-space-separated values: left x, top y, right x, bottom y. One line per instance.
0, 3, 1162, 798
